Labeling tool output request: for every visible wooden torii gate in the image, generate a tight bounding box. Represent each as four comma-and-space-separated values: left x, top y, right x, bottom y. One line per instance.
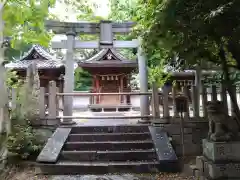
45, 20, 149, 124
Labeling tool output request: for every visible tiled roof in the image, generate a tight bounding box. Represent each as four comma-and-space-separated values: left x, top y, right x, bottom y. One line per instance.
5, 59, 64, 69
78, 48, 137, 67
88, 48, 133, 62
5, 44, 64, 69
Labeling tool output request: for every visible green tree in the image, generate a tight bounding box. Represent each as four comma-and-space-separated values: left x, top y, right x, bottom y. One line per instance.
3, 0, 57, 48
137, 0, 240, 123
74, 68, 92, 91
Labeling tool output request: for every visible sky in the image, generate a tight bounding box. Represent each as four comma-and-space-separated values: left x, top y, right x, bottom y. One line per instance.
50, 0, 110, 41
50, 0, 110, 22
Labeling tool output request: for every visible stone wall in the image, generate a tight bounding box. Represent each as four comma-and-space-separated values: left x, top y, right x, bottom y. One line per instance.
158, 120, 209, 157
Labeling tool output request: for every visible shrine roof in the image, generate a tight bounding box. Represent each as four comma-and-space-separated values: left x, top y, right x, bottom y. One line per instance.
78, 48, 137, 68
5, 45, 64, 70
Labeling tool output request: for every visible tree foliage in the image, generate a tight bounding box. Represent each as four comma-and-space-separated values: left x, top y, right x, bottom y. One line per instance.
137, 0, 240, 124
137, 0, 240, 69
3, 0, 56, 48
74, 67, 92, 91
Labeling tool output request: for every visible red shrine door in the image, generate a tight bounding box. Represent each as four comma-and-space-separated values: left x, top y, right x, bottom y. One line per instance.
93, 74, 126, 105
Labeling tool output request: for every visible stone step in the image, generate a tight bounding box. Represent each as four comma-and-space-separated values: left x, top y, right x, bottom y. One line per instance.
60, 150, 157, 161
70, 125, 149, 134
67, 132, 151, 142
63, 140, 154, 151
38, 161, 159, 175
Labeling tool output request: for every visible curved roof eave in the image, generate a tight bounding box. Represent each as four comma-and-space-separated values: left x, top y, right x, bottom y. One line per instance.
84, 48, 135, 62
20, 44, 56, 61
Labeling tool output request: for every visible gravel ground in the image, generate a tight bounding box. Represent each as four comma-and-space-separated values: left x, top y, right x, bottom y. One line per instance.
0, 166, 194, 180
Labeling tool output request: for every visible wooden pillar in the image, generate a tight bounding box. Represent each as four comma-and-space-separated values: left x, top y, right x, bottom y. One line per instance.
96, 76, 100, 104
62, 31, 76, 125
120, 75, 124, 103
127, 75, 131, 104
90, 76, 96, 104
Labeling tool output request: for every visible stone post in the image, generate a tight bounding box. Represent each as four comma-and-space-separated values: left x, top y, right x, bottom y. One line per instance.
201, 85, 208, 118
191, 85, 199, 118
39, 87, 45, 119
48, 81, 57, 120
62, 31, 76, 125
151, 82, 160, 122
183, 85, 190, 120
162, 85, 170, 123
193, 67, 201, 118
172, 86, 179, 118
137, 38, 150, 122
220, 83, 228, 115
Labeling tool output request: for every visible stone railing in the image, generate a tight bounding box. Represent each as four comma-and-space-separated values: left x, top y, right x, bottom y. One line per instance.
31, 81, 239, 122
7, 70, 240, 125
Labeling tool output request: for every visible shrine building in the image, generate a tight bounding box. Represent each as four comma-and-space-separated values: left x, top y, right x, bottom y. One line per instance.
78, 48, 138, 111
5, 45, 65, 92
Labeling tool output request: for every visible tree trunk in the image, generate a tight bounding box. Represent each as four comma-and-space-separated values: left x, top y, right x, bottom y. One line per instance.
220, 46, 240, 129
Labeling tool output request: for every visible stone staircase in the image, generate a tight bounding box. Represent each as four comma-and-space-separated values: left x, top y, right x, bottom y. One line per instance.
37, 125, 179, 175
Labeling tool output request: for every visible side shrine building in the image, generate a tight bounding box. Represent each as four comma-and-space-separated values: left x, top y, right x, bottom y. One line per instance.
5, 45, 65, 92
78, 48, 137, 111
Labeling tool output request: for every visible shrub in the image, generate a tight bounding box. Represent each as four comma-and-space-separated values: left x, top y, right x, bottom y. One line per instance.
6, 67, 43, 160
7, 124, 44, 160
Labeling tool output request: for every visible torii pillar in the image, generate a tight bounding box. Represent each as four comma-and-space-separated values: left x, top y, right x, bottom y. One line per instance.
62, 31, 76, 125
137, 38, 150, 122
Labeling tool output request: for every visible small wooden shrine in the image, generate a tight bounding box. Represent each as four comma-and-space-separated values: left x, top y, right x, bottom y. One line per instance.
5, 45, 65, 92
78, 48, 137, 110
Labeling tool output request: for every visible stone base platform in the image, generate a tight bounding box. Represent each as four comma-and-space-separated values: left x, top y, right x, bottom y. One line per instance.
195, 156, 240, 179
193, 139, 240, 180
203, 139, 240, 162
